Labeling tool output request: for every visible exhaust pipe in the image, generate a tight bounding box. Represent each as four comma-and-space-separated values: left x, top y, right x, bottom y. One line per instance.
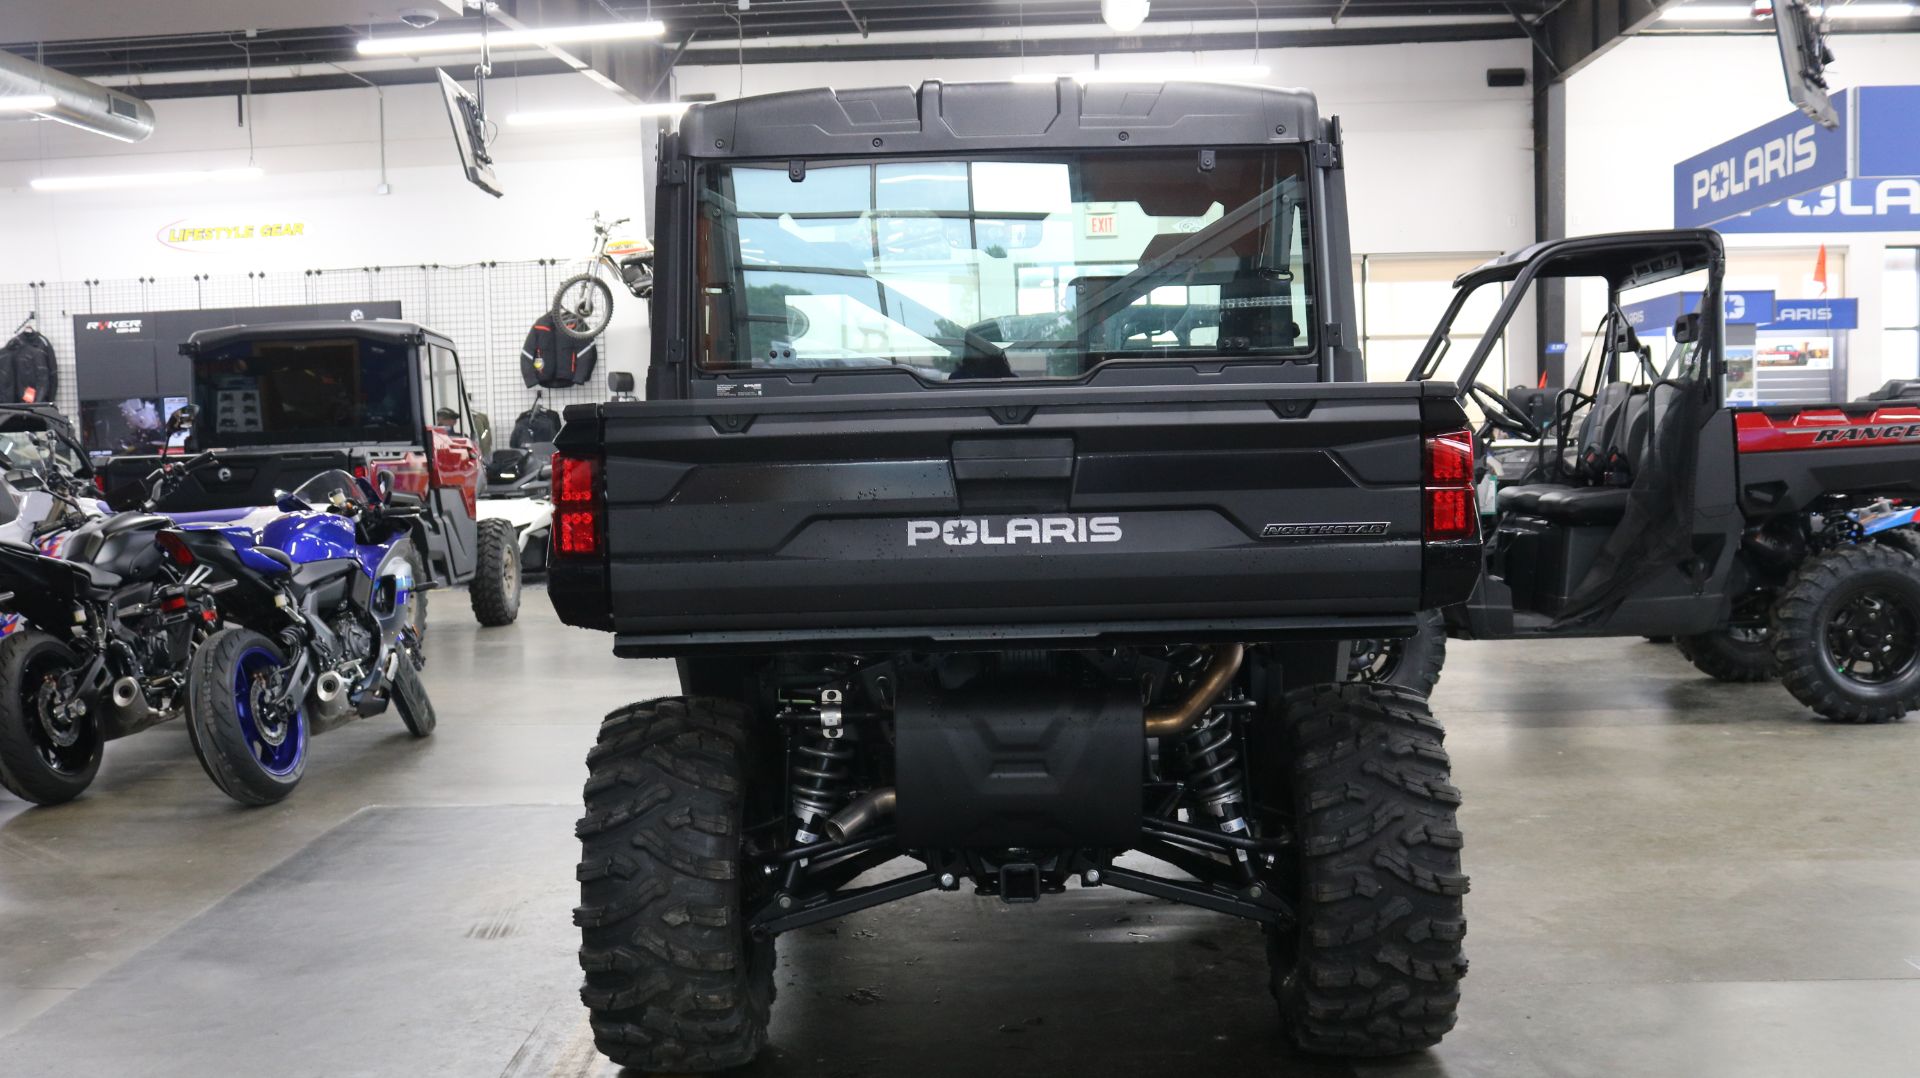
0, 51, 154, 143
307, 670, 358, 731
825, 787, 897, 843
98, 676, 165, 738
1143, 643, 1245, 738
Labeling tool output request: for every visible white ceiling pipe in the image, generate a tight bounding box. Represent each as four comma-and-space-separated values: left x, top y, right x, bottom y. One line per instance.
0, 49, 154, 142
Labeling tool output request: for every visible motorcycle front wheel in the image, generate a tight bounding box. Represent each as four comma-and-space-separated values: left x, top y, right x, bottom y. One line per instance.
186, 627, 308, 806
552, 274, 615, 343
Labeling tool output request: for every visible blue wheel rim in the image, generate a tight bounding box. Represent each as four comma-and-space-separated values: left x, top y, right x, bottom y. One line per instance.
233, 646, 305, 776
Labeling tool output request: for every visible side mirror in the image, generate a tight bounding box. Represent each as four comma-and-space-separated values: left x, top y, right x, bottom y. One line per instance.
166, 404, 199, 435
375, 469, 395, 503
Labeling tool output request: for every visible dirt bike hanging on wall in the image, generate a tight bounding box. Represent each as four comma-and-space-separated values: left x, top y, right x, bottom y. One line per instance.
550, 211, 653, 343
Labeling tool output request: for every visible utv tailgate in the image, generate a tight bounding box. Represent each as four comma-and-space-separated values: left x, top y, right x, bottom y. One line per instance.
553, 382, 1468, 653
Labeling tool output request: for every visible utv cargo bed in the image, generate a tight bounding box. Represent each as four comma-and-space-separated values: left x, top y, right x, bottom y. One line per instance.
550, 379, 1473, 654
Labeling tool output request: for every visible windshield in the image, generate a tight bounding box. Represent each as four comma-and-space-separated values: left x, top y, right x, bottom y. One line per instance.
287, 468, 369, 509
192, 336, 415, 447
696, 149, 1315, 381
0, 429, 84, 481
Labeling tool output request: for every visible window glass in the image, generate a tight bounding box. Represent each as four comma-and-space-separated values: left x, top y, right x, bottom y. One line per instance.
192, 337, 414, 447
698, 148, 1315, 381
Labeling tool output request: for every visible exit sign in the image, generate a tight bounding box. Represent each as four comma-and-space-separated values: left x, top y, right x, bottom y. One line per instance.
1085, 213, 1117, 237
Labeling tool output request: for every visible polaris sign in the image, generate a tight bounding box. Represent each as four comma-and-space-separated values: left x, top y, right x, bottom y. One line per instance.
907, 516, 1122, 547
1674, 96, 1850, 228
1719, 178, 1920, 234
1761, 299, 1858, 331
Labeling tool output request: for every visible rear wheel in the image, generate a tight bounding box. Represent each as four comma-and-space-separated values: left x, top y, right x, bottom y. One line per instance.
1676, 625, 1774, 682
1773, 544, 1920, 723
1257, 683, 1468, 1055
576, 697, 774, 1072
469, 518, 521, 627
553, 275, 615, 343
0, 632, 98, 805
186, 628, 308, 805
1347, 610, 1446, 696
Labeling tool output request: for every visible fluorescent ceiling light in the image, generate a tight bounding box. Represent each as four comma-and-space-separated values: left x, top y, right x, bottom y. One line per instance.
1823, 2, 1917, 16
0, 95, 56, 114
1660, 2, 1915, 19
357, 20, 666, 56
1014, 65, 1271, 85
505, 101, 690, 126
30, 166, 264, 192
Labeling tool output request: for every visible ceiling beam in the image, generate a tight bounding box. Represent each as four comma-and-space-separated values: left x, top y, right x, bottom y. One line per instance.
1530, 0, 1668, 82
675, 21, 1526, 66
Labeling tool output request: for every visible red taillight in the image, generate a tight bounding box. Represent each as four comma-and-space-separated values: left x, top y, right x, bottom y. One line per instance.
155, 531, 196, 568
1423, 428, 1478, 543
162, 595, 190, 613
93, 474, 108, 494
552, 452, 602, 558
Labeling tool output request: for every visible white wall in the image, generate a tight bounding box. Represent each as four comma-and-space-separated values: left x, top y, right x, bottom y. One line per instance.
0, 73, 654, 421
0, 37, 1534, 420
1566, 33, 1920, 395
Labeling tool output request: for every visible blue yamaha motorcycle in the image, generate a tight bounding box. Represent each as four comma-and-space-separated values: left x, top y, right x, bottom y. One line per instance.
167, 469, 435, 805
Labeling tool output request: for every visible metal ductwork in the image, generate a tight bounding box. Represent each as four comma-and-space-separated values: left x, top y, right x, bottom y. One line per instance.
0, 49, 154, 142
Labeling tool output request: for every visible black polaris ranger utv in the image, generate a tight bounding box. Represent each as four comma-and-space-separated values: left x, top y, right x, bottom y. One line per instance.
548, 79, 1481, 1070
1408, 229, 1920, 721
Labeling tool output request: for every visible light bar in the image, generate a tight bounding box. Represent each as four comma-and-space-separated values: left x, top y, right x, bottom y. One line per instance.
1660, 2, 1915, 20
0, 94, 56, 114
1013, 65, 1271, 85
30, 166, 264, 192
357, 20, 666, 56
504, 102, 690, 126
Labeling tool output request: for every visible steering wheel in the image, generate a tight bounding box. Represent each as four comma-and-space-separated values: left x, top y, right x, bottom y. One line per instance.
1467, 383, 1542, 441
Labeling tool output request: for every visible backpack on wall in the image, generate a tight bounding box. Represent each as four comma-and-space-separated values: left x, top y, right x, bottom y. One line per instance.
520, 315, 600, 388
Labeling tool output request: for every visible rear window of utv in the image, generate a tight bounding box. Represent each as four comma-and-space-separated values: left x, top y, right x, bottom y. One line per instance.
191, 336, 415, 446
694, 147, 1317, 385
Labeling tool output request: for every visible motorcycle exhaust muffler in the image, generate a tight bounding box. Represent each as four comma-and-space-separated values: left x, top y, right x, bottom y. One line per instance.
98, 676, 168, 739
307, 670, 359, 733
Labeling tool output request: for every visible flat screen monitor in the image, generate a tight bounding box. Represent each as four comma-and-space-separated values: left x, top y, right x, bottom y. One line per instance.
439, 68, 503, 198
1774, 0, 1839, 130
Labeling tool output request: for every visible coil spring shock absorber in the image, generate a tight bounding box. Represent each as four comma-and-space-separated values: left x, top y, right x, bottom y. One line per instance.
1180, 705, 1248, 837
790, 688, 854, 846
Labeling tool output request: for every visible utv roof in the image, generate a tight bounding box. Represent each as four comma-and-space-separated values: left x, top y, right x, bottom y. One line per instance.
182, 319, 453, 355
678, 78, 1324, 159
1457, 229, 1725, 290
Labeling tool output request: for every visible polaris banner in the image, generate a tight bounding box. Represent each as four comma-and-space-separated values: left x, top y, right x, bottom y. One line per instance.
1718, 178, 1920, 234
1674, 96, 1850, 228
1855, 87, 1920, 179
1761, 299, 1858, 331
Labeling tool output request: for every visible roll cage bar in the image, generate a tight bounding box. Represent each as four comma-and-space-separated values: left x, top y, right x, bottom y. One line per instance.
1405, 229, 1727, 394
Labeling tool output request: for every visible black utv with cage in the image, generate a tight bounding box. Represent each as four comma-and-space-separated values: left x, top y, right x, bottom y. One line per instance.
1403, 230, 1920, 721
547, 79, 1482, 1070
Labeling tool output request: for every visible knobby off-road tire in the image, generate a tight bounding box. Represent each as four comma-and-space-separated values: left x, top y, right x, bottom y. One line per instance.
553, 276, 615, 343
468, 518, 521, 627
1876, 529, 1920, 561
1262, 682, 1469, 1056
1675, 625, 1774, 682
0, 631, 97, 806
1350, 610, 1447, 696
1772, 543, 1920, 723
575, 697, 774, 1072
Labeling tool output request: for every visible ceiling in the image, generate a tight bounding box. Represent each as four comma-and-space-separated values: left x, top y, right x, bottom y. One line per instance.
1, 0, 1912, 100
